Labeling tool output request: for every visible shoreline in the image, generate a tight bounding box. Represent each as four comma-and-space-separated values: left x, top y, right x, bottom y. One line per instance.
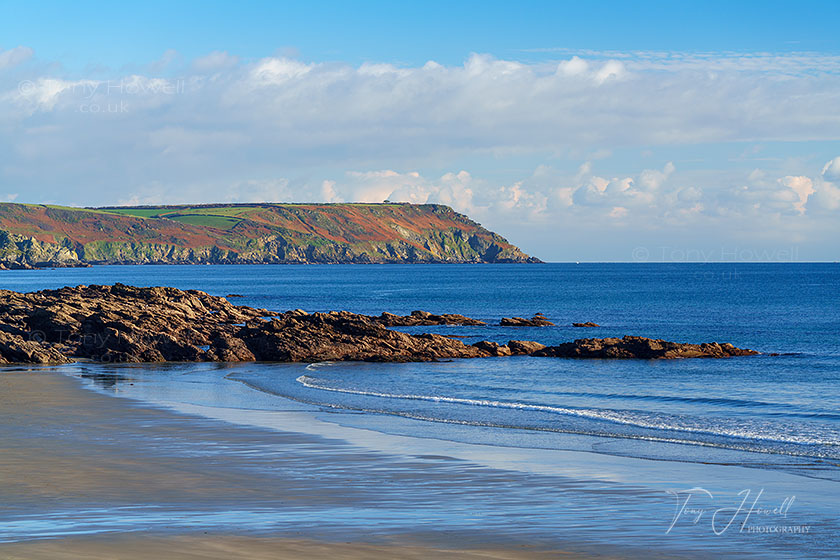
2, 365, 835, 558
75, 362, 840, 493
0, 368, 610, 559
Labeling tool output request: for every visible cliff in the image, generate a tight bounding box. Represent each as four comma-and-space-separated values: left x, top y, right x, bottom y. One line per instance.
0, 202, 540, 267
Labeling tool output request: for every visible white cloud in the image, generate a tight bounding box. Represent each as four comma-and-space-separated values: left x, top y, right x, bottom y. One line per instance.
594, 60, 627, 84
779, 175, 814, 214
225, 179, 292, 203
810, 180, 840, 212
249, 57, 312, 85
0, 46, 33, 69
192, 50, 240, 71
2, 50, 840, 259
807, 157, 840, 212
609, 206, 628, 218
320, 180, 340, 203
822, 156, 840, 181
557, 56, 589, 76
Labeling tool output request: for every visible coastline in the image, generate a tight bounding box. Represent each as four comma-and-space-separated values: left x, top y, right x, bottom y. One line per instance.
0, 368, 601, 559
2, 365, 835, 558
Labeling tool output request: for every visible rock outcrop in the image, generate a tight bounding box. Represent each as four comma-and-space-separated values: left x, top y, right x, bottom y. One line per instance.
0, 330, 71, 364
375, 310, 486, 327
500, 314, 554, 327
507, 340, 547, 355
0, 285, 493, 364
572, 322, 600, 328
531, 336, 759, 360
0, 285, 758, 364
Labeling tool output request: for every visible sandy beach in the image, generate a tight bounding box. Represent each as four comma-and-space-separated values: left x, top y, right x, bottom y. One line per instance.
0, 369, 604, 559
2, 363, 836, 559
0, 535, 571, 560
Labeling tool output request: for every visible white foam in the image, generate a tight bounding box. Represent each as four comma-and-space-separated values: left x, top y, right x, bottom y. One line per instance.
295, 375, 840, 448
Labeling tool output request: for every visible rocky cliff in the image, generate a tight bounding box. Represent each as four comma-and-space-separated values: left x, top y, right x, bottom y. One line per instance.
0, 202, 539, 267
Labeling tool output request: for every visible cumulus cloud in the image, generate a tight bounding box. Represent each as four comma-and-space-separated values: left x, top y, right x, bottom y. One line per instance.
594, 60, 627, 84
557, 56, 589, 76
0, 46, 33, 69
4, 50, 840, 181
805, 156, 840, 213
779, 176, 814, 214
2, 48, 840, 258
822, 156, 840, 181
192, 50, 240, 71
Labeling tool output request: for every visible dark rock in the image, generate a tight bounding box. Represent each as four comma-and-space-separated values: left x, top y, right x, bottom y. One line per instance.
500, 315, 554, 327
0, 331, 70, 364
376, 310, 486, 326
532, 336, 758, 360
206, 334, 256, 362
0, 284, 269, 364
572, 322, 600, 328
238, 311, 489, 362
472, 340, 512, 356
0, 285, 758, 365
508, 340, 547, 355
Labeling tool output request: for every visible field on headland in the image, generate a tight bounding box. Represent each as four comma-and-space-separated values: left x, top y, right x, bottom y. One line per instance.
0, 202, 539, 267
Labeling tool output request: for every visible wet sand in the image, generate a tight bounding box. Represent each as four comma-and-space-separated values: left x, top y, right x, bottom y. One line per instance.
0, 534, 573, 560
0, 370, 596, 559
3, 366, 834, 559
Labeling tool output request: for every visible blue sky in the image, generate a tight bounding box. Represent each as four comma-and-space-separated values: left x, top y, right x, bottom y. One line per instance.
4, 1, 839, 70
2, 1, 840, 260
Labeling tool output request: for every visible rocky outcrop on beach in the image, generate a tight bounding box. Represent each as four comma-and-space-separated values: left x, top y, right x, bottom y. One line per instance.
500, 314, 554, 327
232, 310, 489, 362
0, 285, 758, 364
531, 336, 759, 359
0, 285, 494, 364
0, 330, 70, 364
0, 284, 273, 364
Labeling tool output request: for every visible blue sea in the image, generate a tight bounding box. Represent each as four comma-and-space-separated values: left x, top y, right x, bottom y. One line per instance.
1, 263, 838, 557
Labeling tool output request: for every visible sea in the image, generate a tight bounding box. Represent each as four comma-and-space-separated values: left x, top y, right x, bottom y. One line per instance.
1, 263, 838, 557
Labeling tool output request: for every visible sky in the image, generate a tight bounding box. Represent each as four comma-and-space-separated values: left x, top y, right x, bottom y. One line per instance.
1, 0, 839, 261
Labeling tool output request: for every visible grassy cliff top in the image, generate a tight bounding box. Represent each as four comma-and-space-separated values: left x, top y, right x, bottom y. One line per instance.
0, 202, 539, 264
